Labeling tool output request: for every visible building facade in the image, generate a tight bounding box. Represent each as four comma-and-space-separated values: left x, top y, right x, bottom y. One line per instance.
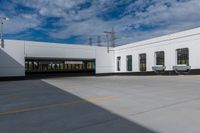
1, 27, 200, 78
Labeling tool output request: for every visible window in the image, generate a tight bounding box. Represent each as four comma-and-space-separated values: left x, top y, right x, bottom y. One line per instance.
155, 51, 165, 66
139, 54, 146, 72
176, 48, 189, 65
25, 59, 95, 73
117, 56, 121, 71
126, 55, 132, 71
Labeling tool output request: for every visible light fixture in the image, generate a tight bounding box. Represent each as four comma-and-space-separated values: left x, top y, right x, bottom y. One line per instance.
0, 16, 9, 48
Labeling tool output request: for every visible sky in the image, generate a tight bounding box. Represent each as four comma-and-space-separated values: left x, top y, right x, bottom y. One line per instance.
1, 0, 200, 46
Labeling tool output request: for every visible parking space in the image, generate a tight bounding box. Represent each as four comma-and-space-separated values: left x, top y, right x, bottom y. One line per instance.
1, 76, 200, 133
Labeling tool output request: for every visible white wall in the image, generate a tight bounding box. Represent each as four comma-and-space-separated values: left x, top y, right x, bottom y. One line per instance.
114, 27, 200, 73
0, 40, 114, 77
1, 27, 200, 77
95, 47, 115, 73
25, 41, 115, 74
0, 40, 25, 77
25, 41, 96, 59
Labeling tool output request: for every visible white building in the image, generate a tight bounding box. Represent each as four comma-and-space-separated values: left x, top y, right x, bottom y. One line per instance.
1, 27, 200, 78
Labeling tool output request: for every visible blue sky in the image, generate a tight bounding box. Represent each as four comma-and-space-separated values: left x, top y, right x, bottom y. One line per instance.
1, 0, 200, 45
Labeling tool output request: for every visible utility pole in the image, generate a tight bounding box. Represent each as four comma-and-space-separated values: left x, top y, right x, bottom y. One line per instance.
97, 36, 101, 46
104, 27, 117, 53
89, 37, 93, 46
0, 17, 9, 48
110, 27, 116, 47
105, 34, 109, 53
0, 19, 3, 48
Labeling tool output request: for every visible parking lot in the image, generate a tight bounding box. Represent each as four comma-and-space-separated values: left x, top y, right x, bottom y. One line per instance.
1, 76, 200, 133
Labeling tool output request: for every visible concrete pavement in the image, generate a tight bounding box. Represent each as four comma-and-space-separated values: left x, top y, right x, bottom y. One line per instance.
1, 76, 200, 133
44, 76, 200, 133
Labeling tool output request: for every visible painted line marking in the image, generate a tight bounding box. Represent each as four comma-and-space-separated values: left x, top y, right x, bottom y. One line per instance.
0, 96, 117, 116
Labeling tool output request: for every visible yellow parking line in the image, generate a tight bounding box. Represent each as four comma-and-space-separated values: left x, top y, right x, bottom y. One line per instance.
0, 96, 117, 116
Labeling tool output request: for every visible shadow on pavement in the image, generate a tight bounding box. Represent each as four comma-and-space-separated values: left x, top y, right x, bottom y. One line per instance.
0, 80, 157, 133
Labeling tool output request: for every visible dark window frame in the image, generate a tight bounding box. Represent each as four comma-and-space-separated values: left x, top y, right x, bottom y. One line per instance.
126, 55, 132, 71
25, 59, 95, 73
155, 51, 165, 66
176, 48, 189, 65
117, 56, 121, 71
139, 53, 147, 72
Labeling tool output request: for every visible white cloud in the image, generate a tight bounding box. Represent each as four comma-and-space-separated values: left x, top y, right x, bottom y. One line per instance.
4, 14, 41, 34
3, 0, 200, 45
47, 0, 200, 45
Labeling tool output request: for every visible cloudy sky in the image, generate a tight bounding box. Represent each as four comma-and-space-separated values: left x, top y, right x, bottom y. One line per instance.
1, 0, 200, 46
